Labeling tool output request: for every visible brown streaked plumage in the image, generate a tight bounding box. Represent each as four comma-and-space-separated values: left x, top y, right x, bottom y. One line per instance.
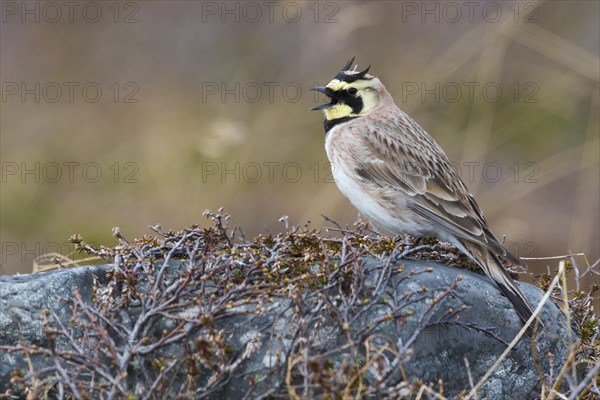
311, 58, 542, 331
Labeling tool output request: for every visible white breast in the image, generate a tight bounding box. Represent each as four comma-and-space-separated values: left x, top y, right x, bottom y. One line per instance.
325, 127, 409, 234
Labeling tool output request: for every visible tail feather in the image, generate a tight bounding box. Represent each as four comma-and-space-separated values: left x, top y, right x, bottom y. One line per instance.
462, 241, 543, 333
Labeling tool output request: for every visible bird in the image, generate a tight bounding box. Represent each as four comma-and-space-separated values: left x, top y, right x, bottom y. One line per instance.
311, 57, 542, 331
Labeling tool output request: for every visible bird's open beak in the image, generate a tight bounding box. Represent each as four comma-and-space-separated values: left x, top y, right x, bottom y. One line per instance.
310, 86, 336, 111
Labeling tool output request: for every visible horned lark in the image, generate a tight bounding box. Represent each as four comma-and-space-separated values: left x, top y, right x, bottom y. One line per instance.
311, 58, 541, 329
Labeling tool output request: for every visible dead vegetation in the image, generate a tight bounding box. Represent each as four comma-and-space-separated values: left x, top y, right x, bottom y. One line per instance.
1, 209, 598, 399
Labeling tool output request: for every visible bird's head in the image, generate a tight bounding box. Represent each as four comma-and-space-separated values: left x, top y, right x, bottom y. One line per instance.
311, 57, 384, 122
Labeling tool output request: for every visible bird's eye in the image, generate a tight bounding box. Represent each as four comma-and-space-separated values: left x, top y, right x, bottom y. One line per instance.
348, 88, 358, 95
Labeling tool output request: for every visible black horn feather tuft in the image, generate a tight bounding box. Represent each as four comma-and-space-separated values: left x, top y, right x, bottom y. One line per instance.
356, 65, 371, 79
342, 57, 355, 72
334, 58, 373, 83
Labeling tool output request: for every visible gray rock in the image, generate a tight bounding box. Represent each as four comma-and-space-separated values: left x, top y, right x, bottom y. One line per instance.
0, 258, 571, 399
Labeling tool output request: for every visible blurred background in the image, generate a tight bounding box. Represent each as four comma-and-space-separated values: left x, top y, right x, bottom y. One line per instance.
1, 1, 598, 290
